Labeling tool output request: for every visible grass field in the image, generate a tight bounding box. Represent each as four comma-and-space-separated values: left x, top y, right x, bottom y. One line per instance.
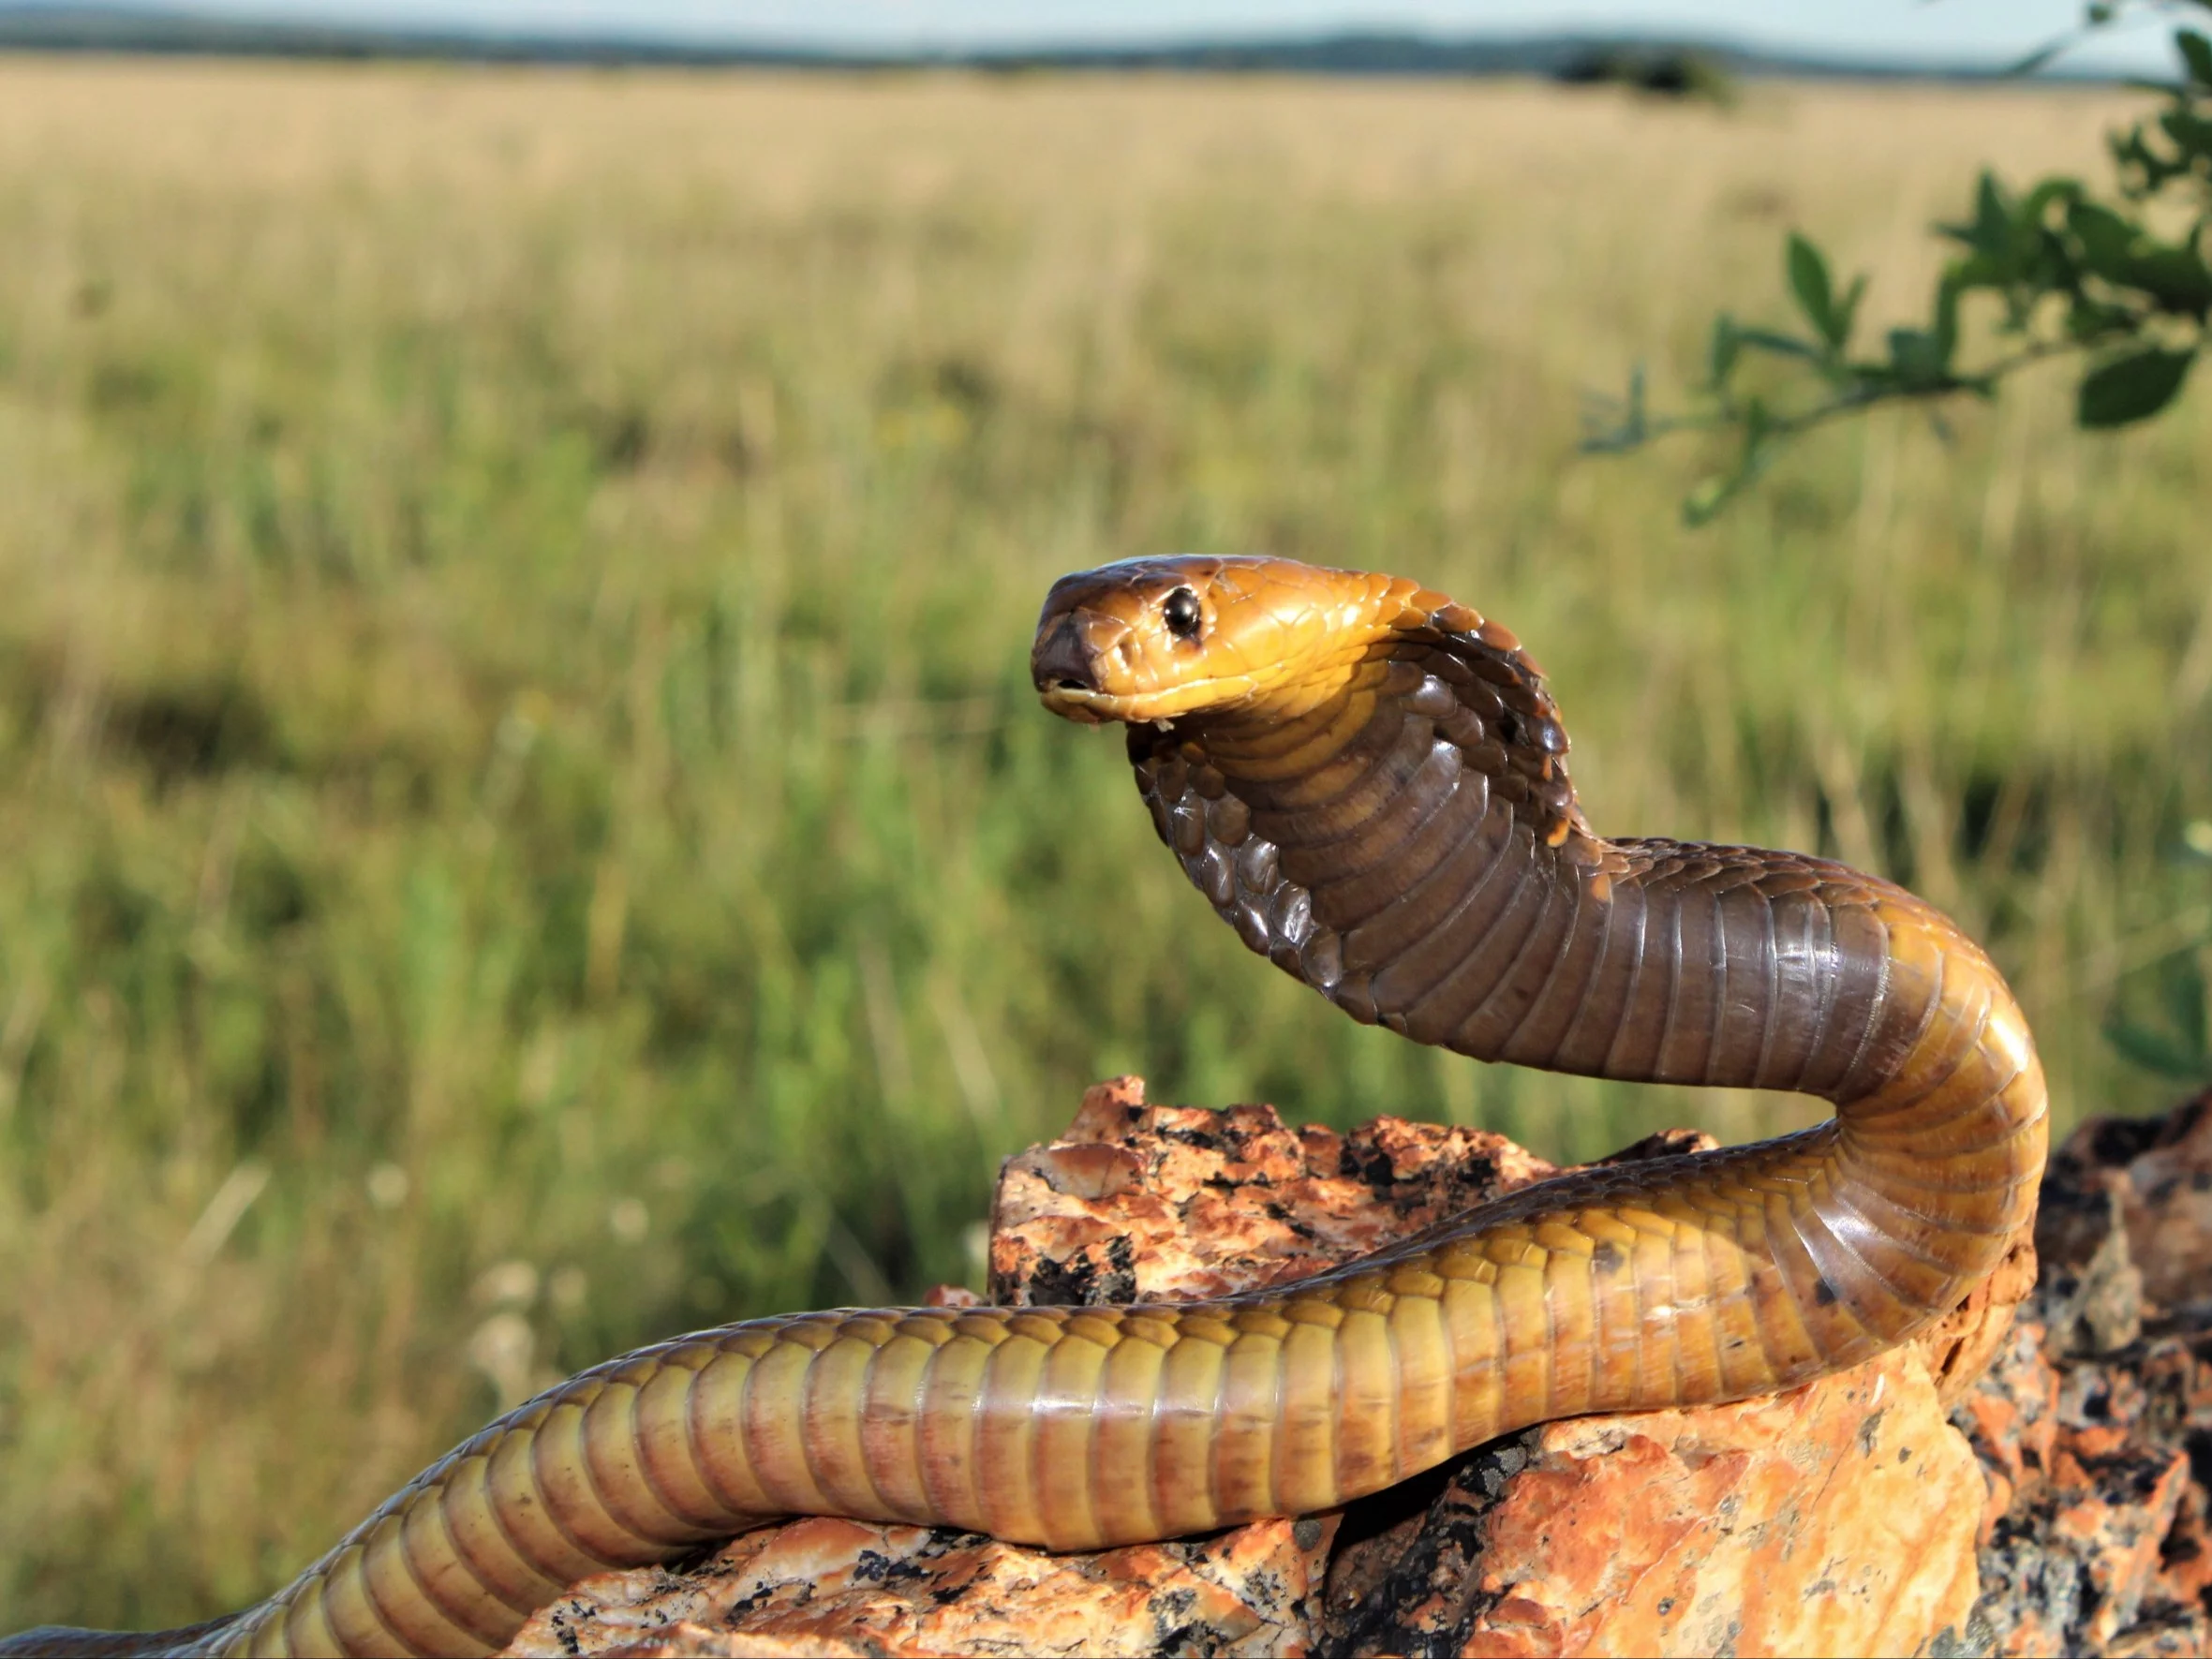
0, 58, 2207, 1631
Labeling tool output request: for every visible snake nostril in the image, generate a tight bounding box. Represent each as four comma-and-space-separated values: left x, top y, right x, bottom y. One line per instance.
1032, 619, 1099, 695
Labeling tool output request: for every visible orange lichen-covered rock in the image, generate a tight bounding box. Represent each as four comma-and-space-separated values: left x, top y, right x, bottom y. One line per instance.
987, 1074, 1575, 1308
1323, 1347, 1981, 1658
1956, 1318, 2205, 1657
1918, 1230, 2041, 1408
502, 1076, 2040, 1659
504, 1512, 1338, 1658
1956, 1090, 2212, 1658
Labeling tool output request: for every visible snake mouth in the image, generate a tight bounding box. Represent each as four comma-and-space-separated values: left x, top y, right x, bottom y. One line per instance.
1037, 674, 1263, 728
1038, 686, 1117, 725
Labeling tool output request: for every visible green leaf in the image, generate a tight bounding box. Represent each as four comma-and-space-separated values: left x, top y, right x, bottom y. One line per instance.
1577, 365, 1649, 454
2108, 1017, 2212, 1080
1886, 328, 1952, 390
2078, 347, 2197, 427
1732, 327, 1821, 361
1933, 274, 1962, 363
1835, 274, 1868, 348
2131, 246, 2212, 318
1941, 171, 2015, 258
2109, 125, 2158, 185
2067, 294, 2141, 342
1681, 401, 1783, 527
1787, 232, 1849, 349
2179, 29, 2212, 88
1944, 250, 2009, 297
2167, 108, 2212, 156
1682, 475, 1732, 526
1974, 171, 2012, 242
2066, 199, 2212, 318
1707, 314, 1740, 389
2067, 200, 2138, 274
2020, 177, 2086, 222
2107, 950, 2212, 1080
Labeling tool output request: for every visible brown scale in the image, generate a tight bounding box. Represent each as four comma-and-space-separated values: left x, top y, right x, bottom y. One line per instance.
6, 555, 2049, 1659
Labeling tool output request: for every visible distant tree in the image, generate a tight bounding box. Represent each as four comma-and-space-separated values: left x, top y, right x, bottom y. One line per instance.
1584, 1, 2211, 525
1552, 45, 1739, 107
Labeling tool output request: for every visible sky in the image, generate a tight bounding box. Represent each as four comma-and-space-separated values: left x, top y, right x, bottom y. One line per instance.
35, 0, 2190, 72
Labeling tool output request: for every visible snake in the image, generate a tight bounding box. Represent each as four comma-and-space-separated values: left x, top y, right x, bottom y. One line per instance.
5, 555, 2048, 1658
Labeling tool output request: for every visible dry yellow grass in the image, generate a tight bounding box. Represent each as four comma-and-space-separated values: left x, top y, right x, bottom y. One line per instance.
0, 59, 2205, 1630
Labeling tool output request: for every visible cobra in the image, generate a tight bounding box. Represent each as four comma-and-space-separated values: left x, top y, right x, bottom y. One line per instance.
6, 555, 2047, 1658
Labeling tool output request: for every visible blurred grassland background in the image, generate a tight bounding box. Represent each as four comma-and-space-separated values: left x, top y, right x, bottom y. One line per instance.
0, 58, 2208, 1630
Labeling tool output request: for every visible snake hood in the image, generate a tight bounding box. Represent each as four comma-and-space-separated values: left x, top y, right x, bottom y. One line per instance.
1032, 553, 1596, 860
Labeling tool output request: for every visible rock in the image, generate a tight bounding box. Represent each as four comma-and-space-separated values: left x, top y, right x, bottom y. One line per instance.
1322, 1346, 1982, 1658
1955, 1318, 2204, 1656
1918, 1229, 2043, 1409
505, 1076, 2054, 1659
1957, 1088, 2212, 1657
2038, 1092, 2212, 1311
506, 1513, 1337, 1658
987, 1075, 1578, 1310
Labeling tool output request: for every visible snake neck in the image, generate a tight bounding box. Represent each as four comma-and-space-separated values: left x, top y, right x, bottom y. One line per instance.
1130, 611, 2048, 1366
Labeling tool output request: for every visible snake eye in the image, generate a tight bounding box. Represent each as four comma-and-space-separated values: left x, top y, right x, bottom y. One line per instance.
1163, 586, 1203, 640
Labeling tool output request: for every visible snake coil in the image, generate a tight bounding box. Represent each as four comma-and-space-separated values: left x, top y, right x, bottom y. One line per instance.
5, 555, 2047, 1658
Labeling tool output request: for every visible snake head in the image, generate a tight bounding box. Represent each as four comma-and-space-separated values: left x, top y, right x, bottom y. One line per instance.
1032, 555, 1415, 727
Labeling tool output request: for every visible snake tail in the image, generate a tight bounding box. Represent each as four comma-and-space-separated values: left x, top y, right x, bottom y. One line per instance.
7, 555, 2046, 1658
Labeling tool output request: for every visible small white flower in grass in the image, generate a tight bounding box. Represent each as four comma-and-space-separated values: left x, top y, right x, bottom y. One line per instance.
365, 1163, 409, 1209
548, 1265, 589, 1312
468, 1312, 536, 1407
473, 1260, 539, 1309
609, 1196, 649, 1244
2185, 820, 2212, 859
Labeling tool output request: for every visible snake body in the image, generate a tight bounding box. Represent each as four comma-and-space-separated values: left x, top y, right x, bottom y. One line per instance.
6, 555, 2047, 1658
